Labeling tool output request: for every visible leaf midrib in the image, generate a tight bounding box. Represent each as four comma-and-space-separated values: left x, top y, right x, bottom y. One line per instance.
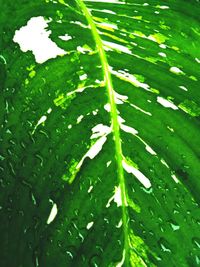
76, 0, 130, 265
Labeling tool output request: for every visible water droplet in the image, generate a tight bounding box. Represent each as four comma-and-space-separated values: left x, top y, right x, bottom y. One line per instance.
89, 254, 101, 267
192, 237, 200, 249
173, 208, 179, 214
195, 255, 200, 265
168, 220, 180, 231
0, 154, 5, 161
158, 238, 172, 253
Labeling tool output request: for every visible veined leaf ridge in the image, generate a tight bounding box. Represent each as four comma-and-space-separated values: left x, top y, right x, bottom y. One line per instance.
76, 0, 130, 265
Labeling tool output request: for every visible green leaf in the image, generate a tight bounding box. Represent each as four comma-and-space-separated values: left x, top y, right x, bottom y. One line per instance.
1, 0, 200, 266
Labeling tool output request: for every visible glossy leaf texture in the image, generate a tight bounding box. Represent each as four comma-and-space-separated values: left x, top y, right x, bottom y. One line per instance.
0, 0, 200, 266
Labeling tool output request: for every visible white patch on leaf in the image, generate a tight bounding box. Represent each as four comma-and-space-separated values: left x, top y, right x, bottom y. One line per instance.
47, 203, 58, 224
106, 160, 112, 167
130, 103, 152, 116
122, 160, 151, 188
91, 124, 111, 139
179, 85, 188, 91
157, 96, 178, 110
110, 68, 150, 92
159, 44, 167, 49
104, 103, 111, 112
114, 91, 128, 104
88, 185, 93, 193
79, 73, 87, 81
158, 5, 170, 9
59, 34, 72, 41
100, 9, 116, 14
86, 221, 94, 230
114, 186, 122, 207
116, 219, 122, 228
171, 174, 179, 183
158, 52, 166, 57
145, 145, 157, 155
118, 116, 138, 135
76, 115, 84, 124
116, 250, 125, 267
170, 66, 183, 75
13, 16, 66, 63
86, 136, 107, 159
98, 22, 118, 30
103, 41, 132, 54
106, 186, 127, 208
120, 124, 138, 135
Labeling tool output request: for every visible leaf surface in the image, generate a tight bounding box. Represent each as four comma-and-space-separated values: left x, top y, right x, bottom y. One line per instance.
0, 0, 200, 266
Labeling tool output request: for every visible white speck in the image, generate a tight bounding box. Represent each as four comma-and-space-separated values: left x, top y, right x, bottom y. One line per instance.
103, 40, 132, 55
122, 160, 151, 188
159, 44, 167, 49
59, 34, 72, 41
171, 223, 180, 231
77, 46, 86, 54
167, 126, 174, 132
130, 103, 152, 116
88, 185, 93, 193
170, 66, 183, 75
47, 203, 58, 224
79, 73, 87, 81
68, 124, 72, 129
157, 96, 178, 110
35, 256, 39, 267
106, 160, 112, 167
120, 124, 138, 135
66, 251, 73, 259
47, 108, 52, 114
145, 145, 157, 155
92, 109, 98, 115
114, 92, 128, 104
171, 174, 179, 183
38, 115, 47, 125
70, 20, 88, 29
179, 85, 188, 91
77, 115, 84, 124
98, 22, 118, 30
13, 16, 66, 63
159, 5, 169, 9
116, 250, 125, 267
116, 219, 122, 228
195, 58, 200, 63
118, 116, 125, 124
0, 55, 7, 64
76, 45, 94, 54
158, 52, 166, 57
161, 158, 169, 168
101, 9, 116, 14
104, 103, 111, 112
86, 221, 94, 230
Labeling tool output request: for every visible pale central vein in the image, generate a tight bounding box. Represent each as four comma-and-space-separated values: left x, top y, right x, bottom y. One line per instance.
76, 0, 130, 264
